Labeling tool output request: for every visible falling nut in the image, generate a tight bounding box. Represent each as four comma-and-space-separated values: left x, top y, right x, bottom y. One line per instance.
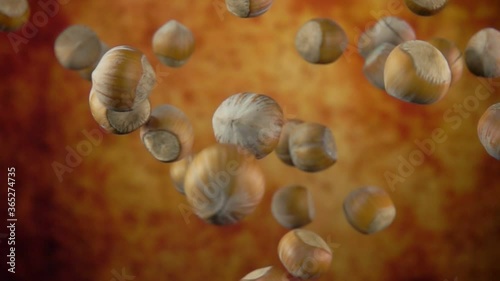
91, 45, 156, 112
169, 154, 194, 194
225, 0, 273, 18
362, 43, 396, 90
358, 16, 416, 59
213, 92, 284, 159
275, 119, 303, 166
140, 104, 194, 163
295, 18, 348, 64
278, 229, 332, 280
288, 122, 337, 172
404, 0, 448, 16
343, 186, 396, 234
477, 103, 500, 160
0, 0, 29, 32
152, 20, 195, 67
77, 41, 110, 81
428, 37, 463, 84
89, 91, 151, 135
384, 40, 451, 104
184, 144, 265, 225
465, 28, 500, 78
271, 185, 315, 229
54, 25, 102, 70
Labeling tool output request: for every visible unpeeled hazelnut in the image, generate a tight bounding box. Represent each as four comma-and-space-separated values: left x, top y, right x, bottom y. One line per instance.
275, 119, 304, 166
384, 40, 451, 104
477, 103, 500, 160
295, 18, 348, 64
0, 0, 29, 32
184, 144, 265, 225
140, 105, 194, 163
152, 20, 195, 68
271, 185, 315, 229
278, 229, 332, 280
362, 43, 396, 90
225, 0, 273, 18
343, 186, 396, 234
288, 122, 337, 172
212, 92, 284, 159
404, 0, 448, 16
465, 28, 500, 78
428, 37, 463, 84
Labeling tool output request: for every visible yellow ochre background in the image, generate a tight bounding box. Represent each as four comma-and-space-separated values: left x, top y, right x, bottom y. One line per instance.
0, 0, 499, 280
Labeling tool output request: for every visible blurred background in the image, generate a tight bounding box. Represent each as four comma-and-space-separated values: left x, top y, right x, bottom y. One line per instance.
0, 0, 499, 280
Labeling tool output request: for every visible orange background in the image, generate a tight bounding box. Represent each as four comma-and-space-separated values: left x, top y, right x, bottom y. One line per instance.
0, 0, 499, 280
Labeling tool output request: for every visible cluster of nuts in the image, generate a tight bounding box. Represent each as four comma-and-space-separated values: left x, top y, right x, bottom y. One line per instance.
2, 0, 493, 279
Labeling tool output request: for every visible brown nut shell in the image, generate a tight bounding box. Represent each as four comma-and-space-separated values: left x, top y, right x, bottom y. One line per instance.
54, 25, 102, 70
184, 144, 265, 225
428, 37, 463, 84
404, 0, 448, 16
465, 28, 500, 78
271, 185, 315, 229
0, 0, 29, 31
225, 0, 273, 18
343, 186, 396, 234
152, 20, 195, 67
275, 119, 304, 166
295, 18, 348, 64
477, 103, 500, 160
140, 105, 194, 163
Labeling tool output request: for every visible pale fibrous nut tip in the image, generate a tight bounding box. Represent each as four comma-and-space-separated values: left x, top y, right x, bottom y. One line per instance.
212, 92, 284, 159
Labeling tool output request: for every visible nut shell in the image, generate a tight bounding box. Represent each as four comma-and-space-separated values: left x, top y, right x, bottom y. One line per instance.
0, 0, 29, 31
91, 45, 156, 112
465, 28, 500, 78
278, 229, 332, 279
225, 0, 273, 18
152, 20, 195, 67
343, 186, 396, 234
184, 144, 265, 225
404, 0, 448, 16
271, 185, 315, 229
89, 91, 151, 135
54, 25, 102, 70
384, 40, 451, 104
295, 18, 348, 64
477, 103, 500, 160
288, 122, 337, 172
213, 92, 284, 159
140, 104, 194, 163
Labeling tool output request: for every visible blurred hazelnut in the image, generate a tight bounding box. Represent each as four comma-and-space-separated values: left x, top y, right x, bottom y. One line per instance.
0, 0, 29, 32
295, 18, 348, 64
213, 92, 284, 159
225, 0, 273, 18
184, 144, 265, 225
343, 186, 396, 234
140, 105, 194, 163
77, 41, 110, 81
169, 154, 194, 194
358, 16, 416, 59
288, 122, 337, 172
91, 46, 156, 112
278, 229, 332, 279
275, 119, 304, 166
152, 20, 195, 67
271, 185, 315, 229
54, 25, 102, 70
404, 0, 448, 16
465, 27, 500, 78
384, 40, 451, 104
477, 103, 500, 160
89, 91, 150, 135
362, 43, 396, 90
428, 37, 463, 84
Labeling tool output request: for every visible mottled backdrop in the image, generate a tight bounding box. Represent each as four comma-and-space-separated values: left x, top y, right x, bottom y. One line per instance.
0, 0, 499, 280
